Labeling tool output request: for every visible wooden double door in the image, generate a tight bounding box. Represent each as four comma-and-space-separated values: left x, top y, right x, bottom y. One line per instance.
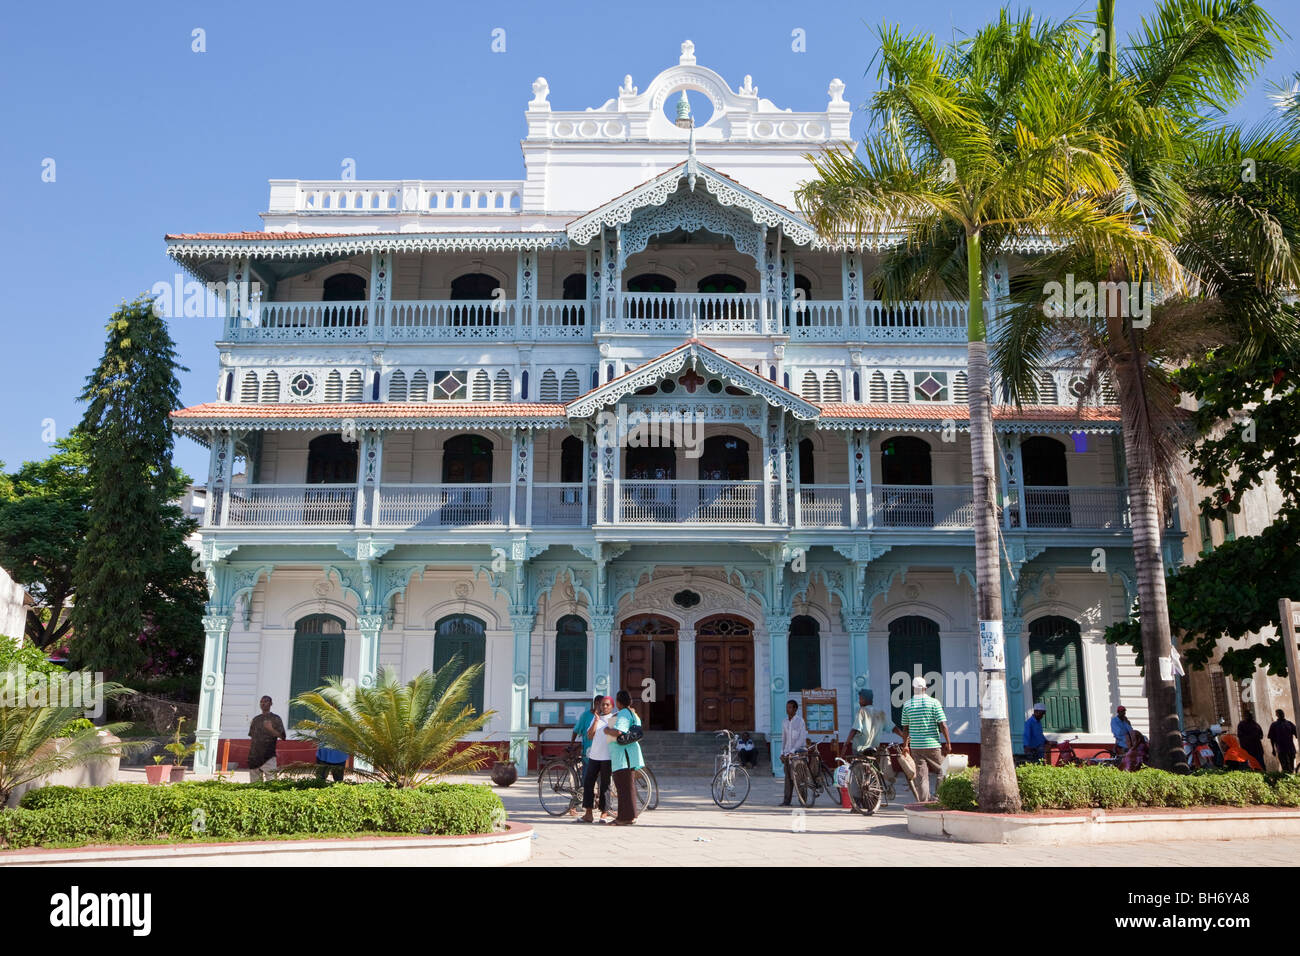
620, 614, 755, 732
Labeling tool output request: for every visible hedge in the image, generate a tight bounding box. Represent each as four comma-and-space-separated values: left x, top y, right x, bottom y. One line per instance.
936, 765, 1300, 813
2, 780, 505, 849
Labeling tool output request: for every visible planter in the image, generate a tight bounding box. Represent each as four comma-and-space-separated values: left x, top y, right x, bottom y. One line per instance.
5, 732, 124, 808
490, 761, 518, 787
170, 767, 186, 783
145, 765, 172, 785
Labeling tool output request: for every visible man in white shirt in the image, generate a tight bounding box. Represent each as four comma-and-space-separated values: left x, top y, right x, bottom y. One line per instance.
779, 699, 808, 807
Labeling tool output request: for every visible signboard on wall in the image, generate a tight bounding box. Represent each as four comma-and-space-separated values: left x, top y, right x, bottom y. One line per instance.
802, 688, 838, 736
531, 698, 594, 729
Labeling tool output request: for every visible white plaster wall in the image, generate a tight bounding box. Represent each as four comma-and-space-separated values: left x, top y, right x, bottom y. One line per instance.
0, 565, 28, 642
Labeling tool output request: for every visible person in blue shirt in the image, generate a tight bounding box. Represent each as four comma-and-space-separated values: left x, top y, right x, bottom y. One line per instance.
604, 690, 645, 825
315, 745, 348, 783
1022, 702, 1047, 763
1111, 705, 1132, 753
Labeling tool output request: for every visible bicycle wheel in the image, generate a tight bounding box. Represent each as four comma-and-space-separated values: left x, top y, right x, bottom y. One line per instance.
711, 765, 750, 809
633, 768, 652, 813
820, 768, 837, 796
880, 765, 897, 805
640, 767, 660, 810
538, 762, 580, 816
790, 759, 815, 807
851, 762, 884, 815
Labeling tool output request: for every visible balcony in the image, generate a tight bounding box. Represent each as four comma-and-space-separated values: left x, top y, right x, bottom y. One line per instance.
207, 481, 1130, 532
225, 294, 975, 343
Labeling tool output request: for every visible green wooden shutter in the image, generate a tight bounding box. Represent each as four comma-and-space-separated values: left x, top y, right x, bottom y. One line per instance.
1028, 616, 1087, 732
888, 616, 942, 729
434, 616, 486, 716
788, 618, 821, 692
289, 616, 345, 729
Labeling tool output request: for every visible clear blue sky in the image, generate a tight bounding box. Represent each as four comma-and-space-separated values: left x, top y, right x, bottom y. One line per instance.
1, 0, 1295, 481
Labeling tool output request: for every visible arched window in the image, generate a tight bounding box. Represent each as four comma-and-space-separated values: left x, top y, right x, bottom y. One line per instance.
554, 615, 588, 693
324, 370, 343, 403
880, 436, 932, 485
289, 614, 345, 728
869, 371, 888, 403
471, 369, 491, 401
626, 446, 676, 480
788, 615, 821, 692
889, 371, 909, 403
561, 369, 581, 401
699, 435, 749, 481
888, 615, 942, 727
627, 273, 676, 293
307, 434, 357, 484
801, 371, 822, 402
953, 371, 969, 403
822, 370, 843, 402
697, 274, 747, 294
562, 273, 587, 300
1028, 616, 1087, 732
433, 614, 487, 715
322, 273, 366, 301
539, 369, 560, 401
1022, 436, 1070, 527
442, 434, 493, 483
561, 435, 584, 484
387, 369, 408, 402
793, 274, 813, 300
1036, 371, 1059, 404
240, 371, 259, 403
792, 274, 814, 327
798, 438, 815, 484
493, 369, 512, 401
450, 272, 500, 299
260, 371, 280, 404
880, 437, 933, 526
345, 370, 364, 402
409, 370, 429, 402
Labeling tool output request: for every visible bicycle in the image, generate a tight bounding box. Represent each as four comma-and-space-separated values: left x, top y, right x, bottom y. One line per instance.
609, 766, 658, 818
537, 744, 584, 816
1053, 737, 1115, 767
789, 740, 836, 807
711, 730, 752, 809
836, 746, 889, 815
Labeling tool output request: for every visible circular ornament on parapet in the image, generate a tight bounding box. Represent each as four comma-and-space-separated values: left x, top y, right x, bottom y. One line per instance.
513, 673, 528, 689
312, 579, 332, 598
454, 580, 473, 599
673, 589, 701, 609
1044, 582, 1062, 600
905, 583, 922, 601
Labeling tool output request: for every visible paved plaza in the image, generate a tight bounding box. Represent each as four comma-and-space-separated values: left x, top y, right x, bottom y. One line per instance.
495, 773, 1300, 867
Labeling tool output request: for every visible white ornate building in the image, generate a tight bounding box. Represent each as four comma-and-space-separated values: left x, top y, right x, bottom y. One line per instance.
172, 42, 1178, 773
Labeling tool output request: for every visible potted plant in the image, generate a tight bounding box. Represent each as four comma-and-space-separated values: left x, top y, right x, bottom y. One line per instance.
163, 717, 204, 782
490, 742, 531, 787
146, 755, 171, 785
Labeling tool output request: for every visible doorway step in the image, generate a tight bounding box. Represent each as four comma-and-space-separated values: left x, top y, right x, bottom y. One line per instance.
638, 732, 771, 775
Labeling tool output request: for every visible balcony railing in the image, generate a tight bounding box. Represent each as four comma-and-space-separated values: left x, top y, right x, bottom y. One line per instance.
274, 180, 525, 214
226, 294, 977, 342
616, 480, 763, 525
207, 481, 1131, 532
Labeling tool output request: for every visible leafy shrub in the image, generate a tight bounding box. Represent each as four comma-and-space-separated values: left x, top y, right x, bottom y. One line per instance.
937, 763, 1298, 812
3, 780, 504, 848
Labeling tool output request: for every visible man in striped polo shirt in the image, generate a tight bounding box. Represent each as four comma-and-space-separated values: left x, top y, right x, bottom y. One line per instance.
900, 675, 951, 802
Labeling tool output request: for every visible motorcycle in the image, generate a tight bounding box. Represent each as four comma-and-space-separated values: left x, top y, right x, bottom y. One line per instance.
1182, 727, 1220, 769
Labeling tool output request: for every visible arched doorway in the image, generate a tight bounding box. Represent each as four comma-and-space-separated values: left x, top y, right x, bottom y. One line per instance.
1028, 615, 1087, 731
698, 435, 749, 480
696, 614, 755, 731
879, 436, 934, 527
1022, 437, 1070, 527
305, 435, 357, 524
442, 434, 494, 525
888, 615, 942, 728
788, 615, 821, 692
619, 614, 678, 731
289, 614, 345, 728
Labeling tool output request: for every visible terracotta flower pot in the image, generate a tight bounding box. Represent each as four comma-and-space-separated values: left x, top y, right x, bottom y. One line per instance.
491, 761, 518, 787
171, 767, 187, 783
145, 765, 172, 785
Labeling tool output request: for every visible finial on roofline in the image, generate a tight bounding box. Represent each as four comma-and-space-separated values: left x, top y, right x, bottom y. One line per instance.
680, 39, 696, 65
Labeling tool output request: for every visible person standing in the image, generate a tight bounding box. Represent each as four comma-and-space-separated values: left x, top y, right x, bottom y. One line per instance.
1110, 705, 1132, 754
247, 695, 286, 783
899, 676, 950, 803
580, 696, 615, 823
779, 699, 807, 807
1237, 708, 1266, 770
842, 689, 893, 756
1268, 709, 1298, 774
606, 690, 644, 825
1022, 702, 1048, 763
567, 694, 601, 816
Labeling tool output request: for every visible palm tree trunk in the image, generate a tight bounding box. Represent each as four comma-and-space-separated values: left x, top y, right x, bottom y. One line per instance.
1111, 324, 1185, 771
967, 228, 1021, 812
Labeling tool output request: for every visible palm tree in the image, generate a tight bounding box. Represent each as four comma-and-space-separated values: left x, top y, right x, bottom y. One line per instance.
0, 679, 135, 808
995, 0, 1292, 771
291, 660, 497, 788
797, 13, 1172, 811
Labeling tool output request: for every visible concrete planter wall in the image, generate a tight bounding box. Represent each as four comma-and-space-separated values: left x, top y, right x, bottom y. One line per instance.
907, 803, 1300, 844
5, 733, 122, 808
0, 822, 533, 867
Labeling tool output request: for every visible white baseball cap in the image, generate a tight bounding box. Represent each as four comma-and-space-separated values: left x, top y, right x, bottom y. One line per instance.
1033, 702, 1046, 712
912, 676, 928, 689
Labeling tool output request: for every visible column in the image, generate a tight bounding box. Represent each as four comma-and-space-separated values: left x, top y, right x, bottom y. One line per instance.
205, 429, 231, 527
792, 430, 803, 530
997, 433, 1013, 530
516, 249, 536, 335
846, 433, 858, 529
580, 432, 590, 527
766, 613, 791, 776
194, 607, 233, 774
1010, 436, 1026, 528
678, 627, 696, 733
1000, 570, 1026, 747
860, 429, 873, 529
357, 611, 383, 692
843, 610, 872, 698
217, 431, 235, 527
611, 423, 623, 523
359, 429, 383, 526
589, 607, 615, 698
760, 411, 772, 525
508, 430, 520, 527
523, 431, 535, 527
368, 251, 387, 342
509, 608, 536, 771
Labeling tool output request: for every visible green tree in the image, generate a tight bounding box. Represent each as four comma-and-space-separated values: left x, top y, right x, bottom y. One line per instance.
291, 662, 497, 788
69, 296, 185, 677
0, 436, 91, 649
796, 12, 1166, 811
995, 0, 1290, 770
